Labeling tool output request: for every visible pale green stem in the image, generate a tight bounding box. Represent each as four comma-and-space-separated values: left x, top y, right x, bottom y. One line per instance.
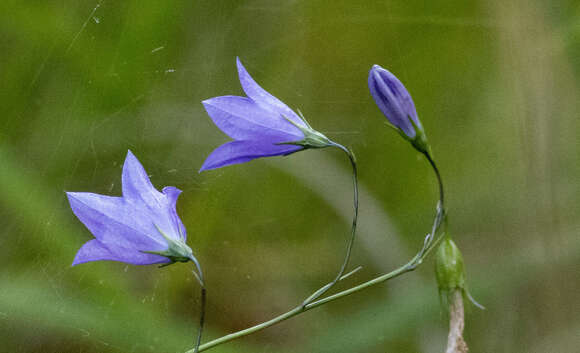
302, 141, 359, 306
186, 261, 414, 353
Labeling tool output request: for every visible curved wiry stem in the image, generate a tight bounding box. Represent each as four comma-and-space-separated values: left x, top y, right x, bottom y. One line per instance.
412, 151, 446, 265
302, 141, 358, 306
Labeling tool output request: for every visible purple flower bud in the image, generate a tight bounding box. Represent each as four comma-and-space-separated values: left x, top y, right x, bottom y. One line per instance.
67, 151, 196, 266
200, 58, 331, 172
368, 65, 424, 141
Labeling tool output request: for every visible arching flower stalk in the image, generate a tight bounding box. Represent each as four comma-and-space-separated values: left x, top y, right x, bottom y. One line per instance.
200, 58, 359, 305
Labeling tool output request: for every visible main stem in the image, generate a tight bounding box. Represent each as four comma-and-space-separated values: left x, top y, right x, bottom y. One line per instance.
188, 260, 414, 353
302, 141, 359, 305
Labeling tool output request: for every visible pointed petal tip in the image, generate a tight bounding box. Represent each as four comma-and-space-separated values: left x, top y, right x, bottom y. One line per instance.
236, 57, 249, 82
123, 150, 144, 178
198, 160, 216, 173
201, 97, 225, 109
66, 191, 85, 204
161, 186, 182, 199
71, 252, 90, 266
124, 149, 139, 166
202, 96, 245, 109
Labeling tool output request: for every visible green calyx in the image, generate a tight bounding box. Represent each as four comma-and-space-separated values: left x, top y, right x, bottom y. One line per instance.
142, 225, 196, 266
277, 113, 333, 149
410, 127, 430, 155
435, 235, 466, 293
386, 116, 431, 155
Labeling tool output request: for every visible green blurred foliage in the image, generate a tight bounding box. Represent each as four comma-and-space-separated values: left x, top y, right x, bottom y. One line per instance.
1, 0, 579, 352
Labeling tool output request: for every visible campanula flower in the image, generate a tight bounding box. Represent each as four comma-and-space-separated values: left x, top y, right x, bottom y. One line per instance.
200, 58, 332, 171
200, 58, 361, 307
368, 64, 429, 153
67, 150, 197, 267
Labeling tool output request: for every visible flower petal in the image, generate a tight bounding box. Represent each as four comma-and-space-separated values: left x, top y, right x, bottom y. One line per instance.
122, 150, 164, 205
369, 69, 411, 136
199, 140, 302, 171
369, 66, 422, 138
66, 192, 167, 250
162, 186, 187, 241
236, 57, 306, 127
72, 239, 170, 266
202, 96, 303, 141
121, 151, 184, 241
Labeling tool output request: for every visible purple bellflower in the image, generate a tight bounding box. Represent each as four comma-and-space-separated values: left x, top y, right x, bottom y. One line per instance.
200, 58, 361, 307
368, 64, 429, 153
67, 150, 198, 267
199, 58, 333, 171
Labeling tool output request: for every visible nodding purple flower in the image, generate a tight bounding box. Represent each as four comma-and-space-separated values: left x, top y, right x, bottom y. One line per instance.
368, 65, 429, 152
200, 58, 332, 172
67, 151, 197, 267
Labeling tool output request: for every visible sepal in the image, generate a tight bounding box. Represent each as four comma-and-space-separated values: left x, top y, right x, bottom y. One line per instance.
142, 225, 196, 266
277, 114, 333, 149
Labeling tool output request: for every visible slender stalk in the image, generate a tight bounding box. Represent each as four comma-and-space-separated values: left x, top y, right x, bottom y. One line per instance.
415, 151, 446, 261
423, 151, 444, 208
302, 141, 358, 306
193, 287, 206, 353
189, 255, 206, 353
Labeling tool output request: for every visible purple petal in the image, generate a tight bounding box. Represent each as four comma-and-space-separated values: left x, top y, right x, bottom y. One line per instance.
236, 57, 306, 127
368, 65, 422, 138
202, 96, 303, 141
67, 192, 167, 250
121, 151, 184, 241
122, 150, 164, 205
72, 239, 170, 266
162, 186, 187, 241
199, 140, 302, 171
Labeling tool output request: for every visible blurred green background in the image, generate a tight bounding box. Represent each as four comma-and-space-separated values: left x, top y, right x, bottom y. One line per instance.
1, 0, 579, 352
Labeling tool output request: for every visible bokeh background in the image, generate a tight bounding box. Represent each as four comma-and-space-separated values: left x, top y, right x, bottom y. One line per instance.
1, 0, 579, 352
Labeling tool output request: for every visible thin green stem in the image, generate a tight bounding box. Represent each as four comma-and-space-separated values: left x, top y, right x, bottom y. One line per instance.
423, 151, 444, 208
189, 255, 206, 353
415, 150, 446, 260
187, 262, 412, 353
302, 141, 359, 306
